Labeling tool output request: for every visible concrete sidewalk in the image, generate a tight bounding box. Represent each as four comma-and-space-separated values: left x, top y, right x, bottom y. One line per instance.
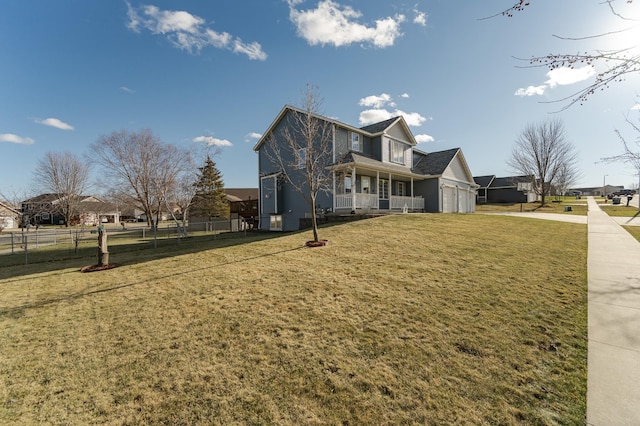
587, 196, 640, 425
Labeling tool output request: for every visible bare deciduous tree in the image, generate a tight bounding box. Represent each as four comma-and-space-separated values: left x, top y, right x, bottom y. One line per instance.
488, 0, 638, 110
264, 84, 333, 242
33, 151, 91, 227
507, 118, 579, 206
90, 129, 191, 227
601, 114, 640, 200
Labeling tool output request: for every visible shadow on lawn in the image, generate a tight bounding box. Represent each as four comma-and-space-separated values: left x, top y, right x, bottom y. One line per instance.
0, 243, 307, 318
0, 230, 287, 280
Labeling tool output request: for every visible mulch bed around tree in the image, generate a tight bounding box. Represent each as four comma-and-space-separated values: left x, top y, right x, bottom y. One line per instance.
81, 264, 118, 273
305, 240, 328, 247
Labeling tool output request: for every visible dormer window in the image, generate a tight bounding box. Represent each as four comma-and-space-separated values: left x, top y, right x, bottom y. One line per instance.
351, 132, 360, 151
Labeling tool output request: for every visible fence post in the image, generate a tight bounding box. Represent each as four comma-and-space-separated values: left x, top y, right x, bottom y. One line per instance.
23, 231, 28, 265
11, 232, 14, 254
35, 229, 39, 248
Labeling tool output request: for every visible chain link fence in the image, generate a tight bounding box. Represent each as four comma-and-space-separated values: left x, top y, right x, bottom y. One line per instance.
0, 219, 254, 264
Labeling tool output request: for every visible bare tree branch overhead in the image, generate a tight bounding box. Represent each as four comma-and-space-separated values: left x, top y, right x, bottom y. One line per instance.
487, 0, 639, 110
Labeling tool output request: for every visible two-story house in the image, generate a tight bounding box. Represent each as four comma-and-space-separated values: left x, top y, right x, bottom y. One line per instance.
254, 105, 478, 231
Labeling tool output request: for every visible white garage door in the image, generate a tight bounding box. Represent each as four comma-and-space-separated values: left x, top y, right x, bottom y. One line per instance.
442, 186, 456, 213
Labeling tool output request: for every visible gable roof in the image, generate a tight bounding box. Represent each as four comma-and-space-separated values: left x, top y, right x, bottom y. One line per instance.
359, 117, 401, 134
413, 148, 460, 176
490, 175, 534, 188
253, 105, 416, 151
474, 175, 496, 188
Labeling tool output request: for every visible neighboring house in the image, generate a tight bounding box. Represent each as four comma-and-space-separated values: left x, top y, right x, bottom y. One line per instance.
226, 188, 259, 228
254, 105, 478, 232
569, 185, 624, 197
474, 175, 495, 204
189, 188, 259, 232
0, 200, 20, 230
474, 175, 538, 203
21, 194, 120, 226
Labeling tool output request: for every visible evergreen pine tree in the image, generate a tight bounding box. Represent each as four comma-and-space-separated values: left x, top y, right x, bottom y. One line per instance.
191, 157, 229, 219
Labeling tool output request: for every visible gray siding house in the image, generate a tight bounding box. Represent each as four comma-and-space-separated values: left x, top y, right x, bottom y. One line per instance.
254, 105, 478, 231
474, 175, 538, 203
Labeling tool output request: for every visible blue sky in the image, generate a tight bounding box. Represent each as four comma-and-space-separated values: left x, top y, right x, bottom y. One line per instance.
1, 0, 640, 197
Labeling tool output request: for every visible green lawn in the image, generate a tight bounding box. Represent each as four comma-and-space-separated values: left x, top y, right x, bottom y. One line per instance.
0, 214, 588, 425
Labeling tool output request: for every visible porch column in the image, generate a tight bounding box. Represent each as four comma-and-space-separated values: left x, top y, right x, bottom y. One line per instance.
411, 177, 414, 209
352, 166, 356, 210
332, 170, 336, 212
389, 172, 392, 210
376, 171, 380, 209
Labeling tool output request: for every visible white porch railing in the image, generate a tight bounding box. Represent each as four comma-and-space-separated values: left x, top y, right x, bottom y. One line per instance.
336, 193, 424, 210
390, 195, 424, 210
335, 193, 379, 210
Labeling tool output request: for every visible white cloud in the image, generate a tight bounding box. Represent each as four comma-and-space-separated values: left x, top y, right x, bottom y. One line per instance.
289, 0, 405, 48
233, 39, 268, 61
245, 132, 262, 142
359, 93, 392, 108
359, 109, 427, 127
413, 10, 427, 26
35, 118, 74, 130
142, 5, 203, 34
398, 110, 428, 127
400, 93, 409, 98
514, 85, 547, 97
193, 136, 233, 147
631, 104, 640, 110
0, 133, 34, 145
126, 4, 267, 60
515, 66, 596, 97
545, 66, 595, 88
120, 86, 135, 93
415, 134, 435, 143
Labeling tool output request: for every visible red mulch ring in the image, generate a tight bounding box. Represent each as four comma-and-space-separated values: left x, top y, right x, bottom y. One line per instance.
81, 264, 118, 273
305, 240, 328, 248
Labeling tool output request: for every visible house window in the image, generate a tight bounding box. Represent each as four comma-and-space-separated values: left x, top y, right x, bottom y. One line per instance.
397, 181, 405, 197
379, 179, 389, 200
345, 175, 352, 193
298, 148, 307, 169
351, 133, 360, 151
391, 140, 405, 164
270, 214, 282, 231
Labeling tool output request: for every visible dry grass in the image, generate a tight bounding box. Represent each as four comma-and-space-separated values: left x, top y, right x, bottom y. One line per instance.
0, 214, 587, 425
601, 204, 640, 217
475, 201, 588, 215
623, 225, 640, 243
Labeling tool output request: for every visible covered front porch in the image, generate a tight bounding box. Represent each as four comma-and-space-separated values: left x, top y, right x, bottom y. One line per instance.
332, 167, 425, 212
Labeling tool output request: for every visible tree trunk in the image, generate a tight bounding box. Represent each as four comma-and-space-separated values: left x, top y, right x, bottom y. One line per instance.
97, 227, 109, 266
310, 197, 319, 242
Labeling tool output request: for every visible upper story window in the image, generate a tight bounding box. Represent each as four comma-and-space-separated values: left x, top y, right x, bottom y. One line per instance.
391, 140, 405, 164
351, 132, 360, 151
297, 148, 307, 169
